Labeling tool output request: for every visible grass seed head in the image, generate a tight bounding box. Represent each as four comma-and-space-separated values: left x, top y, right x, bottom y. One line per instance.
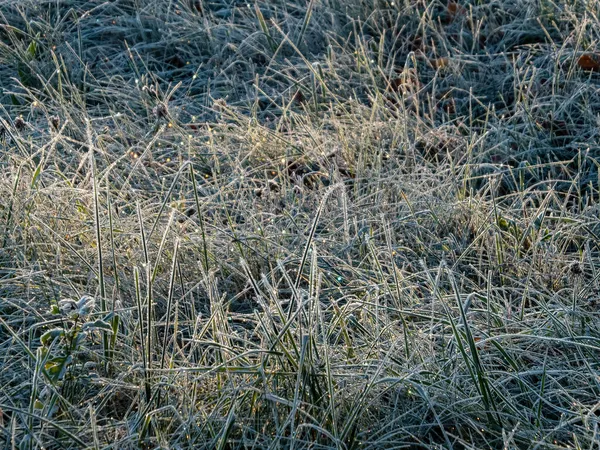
152, 103, 169, 118
13, 116, 26, 131
49, 115, 60, 130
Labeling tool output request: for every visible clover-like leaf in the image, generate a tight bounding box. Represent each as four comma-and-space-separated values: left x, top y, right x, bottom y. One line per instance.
82, 319, 113, 332
73, 331, 88, 348
77, 295, 96, 316
58, 299, 78, 317
40, 328, 64, 346
44, 355, 72, 382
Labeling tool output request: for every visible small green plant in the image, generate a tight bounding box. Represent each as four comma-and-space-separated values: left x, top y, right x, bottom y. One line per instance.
40, 296, 113, 384
20, 296, 116, 447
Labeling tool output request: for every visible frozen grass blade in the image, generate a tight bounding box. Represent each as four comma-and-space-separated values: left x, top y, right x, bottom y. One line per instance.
134, 266, 151, 403
448, 271, 500, 426
151, 210, 175, 284
295, 0, 316, 48
148, 161, 189, 240
160, 238, 179, 371
294, 185, 339, 291
254, 4, 277, 55
106, 187, 120, 362
89, 124, 108, 363
189, 164, 209, 272
1, 163, 21, 249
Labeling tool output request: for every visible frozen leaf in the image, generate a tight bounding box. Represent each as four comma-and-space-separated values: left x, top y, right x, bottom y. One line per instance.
44, 355, 72, 381
77, 295, 96, 316
40, 328, 64, 346
577, 53, 600, 71
58, 299, 78, 316
82, 319, 113, 332
447, 2, 466, 20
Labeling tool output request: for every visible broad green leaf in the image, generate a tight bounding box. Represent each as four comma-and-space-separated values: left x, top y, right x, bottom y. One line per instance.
44, 355, 72, 381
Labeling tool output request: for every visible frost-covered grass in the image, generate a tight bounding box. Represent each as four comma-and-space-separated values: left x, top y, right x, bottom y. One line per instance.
1, 0, 600, 448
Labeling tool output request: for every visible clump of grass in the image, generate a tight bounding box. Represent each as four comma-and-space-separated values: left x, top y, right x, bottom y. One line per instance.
1, 0, 600, 448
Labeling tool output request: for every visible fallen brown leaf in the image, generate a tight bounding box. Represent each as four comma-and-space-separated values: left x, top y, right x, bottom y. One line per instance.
577, 53, 600, 71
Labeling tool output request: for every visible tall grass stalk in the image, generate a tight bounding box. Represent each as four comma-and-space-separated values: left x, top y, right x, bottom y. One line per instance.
160, 238, 179, 371
89, 125, 109, 363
